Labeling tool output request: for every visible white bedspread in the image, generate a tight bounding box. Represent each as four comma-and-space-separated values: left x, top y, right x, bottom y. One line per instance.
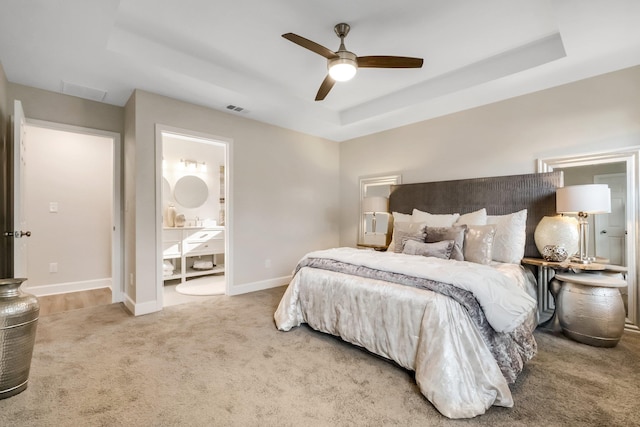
298, 248, 536, 332
274, 248, 537, 419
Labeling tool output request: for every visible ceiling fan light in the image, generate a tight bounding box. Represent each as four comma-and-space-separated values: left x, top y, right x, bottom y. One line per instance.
329, 58, 357, 81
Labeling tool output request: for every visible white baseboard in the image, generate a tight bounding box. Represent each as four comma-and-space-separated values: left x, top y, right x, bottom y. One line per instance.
227, 275, 291, 296
123, 294, 161, 316
122, 276, 290, 315
26, 278, 112, 297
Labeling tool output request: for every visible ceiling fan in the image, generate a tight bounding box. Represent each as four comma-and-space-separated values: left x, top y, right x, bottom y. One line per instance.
282, 23, 424, 101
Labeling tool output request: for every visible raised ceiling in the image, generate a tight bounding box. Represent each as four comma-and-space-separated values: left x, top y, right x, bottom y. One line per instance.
1, 0, 639, 141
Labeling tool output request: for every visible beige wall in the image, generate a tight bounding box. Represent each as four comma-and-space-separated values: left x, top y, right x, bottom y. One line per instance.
6, 63, 639, 312
339, 66, 640, 247
23, 126, 113, 290
7, 83, 124, 135
126, 90, 340, 310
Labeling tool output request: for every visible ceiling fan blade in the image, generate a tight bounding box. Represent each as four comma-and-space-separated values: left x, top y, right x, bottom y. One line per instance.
357, 56, 424, 68
315, 75, 336, 101
282, 33, 338, 59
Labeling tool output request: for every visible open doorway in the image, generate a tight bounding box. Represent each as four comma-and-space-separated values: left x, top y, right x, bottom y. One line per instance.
17, 119, 122, 314
156, 126, 230, 308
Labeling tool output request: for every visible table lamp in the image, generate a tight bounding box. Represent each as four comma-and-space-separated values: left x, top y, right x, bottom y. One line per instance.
556, 184, 611, 263
362, 196, 389, 235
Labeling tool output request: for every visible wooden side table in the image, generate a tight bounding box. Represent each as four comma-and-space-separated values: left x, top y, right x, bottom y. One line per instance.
521, 257, 627, 328
555, 272, 627, 347
357, 244, 389, 251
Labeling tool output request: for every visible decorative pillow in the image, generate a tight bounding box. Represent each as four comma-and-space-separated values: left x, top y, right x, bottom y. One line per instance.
402, 239, 455, 260
464, 224, 497, 265
425, 225, 467, 261
412, 209, 460, 227
388, 212, 413, 252
391, 222, 427, 253
486, 209, 528, 264
455, 208, 487, 226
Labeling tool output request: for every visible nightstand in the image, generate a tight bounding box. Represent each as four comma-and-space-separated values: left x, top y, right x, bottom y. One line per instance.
554, 272, 627, 347
521, 257, 627, 329
357, 244, 388, 251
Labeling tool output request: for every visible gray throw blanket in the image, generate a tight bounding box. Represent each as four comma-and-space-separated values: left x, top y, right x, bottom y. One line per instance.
295, 257, 537, 383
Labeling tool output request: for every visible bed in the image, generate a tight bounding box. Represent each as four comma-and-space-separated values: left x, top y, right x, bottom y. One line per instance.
274, 172, 563, 419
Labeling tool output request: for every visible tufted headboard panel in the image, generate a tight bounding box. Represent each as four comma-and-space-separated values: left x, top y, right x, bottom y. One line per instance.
389, 172, 564, 258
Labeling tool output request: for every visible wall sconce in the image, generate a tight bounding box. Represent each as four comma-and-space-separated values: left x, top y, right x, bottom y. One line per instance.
556, 184, 611, 263
181, 159, 207, 172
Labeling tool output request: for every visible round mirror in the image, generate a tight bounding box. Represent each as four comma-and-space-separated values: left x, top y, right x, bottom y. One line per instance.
174, 175, 208, 208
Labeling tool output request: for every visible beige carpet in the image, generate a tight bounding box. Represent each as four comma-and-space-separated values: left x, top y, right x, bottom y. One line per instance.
1, 286, 639, 426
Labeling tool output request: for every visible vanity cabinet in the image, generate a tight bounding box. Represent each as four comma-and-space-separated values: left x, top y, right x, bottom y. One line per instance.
163, 226, 225, 283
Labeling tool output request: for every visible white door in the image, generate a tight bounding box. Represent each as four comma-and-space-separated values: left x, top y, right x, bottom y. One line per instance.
594, 173, 626, 265
12, 100, 30, 278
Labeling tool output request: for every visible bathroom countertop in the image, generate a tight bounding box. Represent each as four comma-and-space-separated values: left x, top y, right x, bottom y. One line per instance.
163, 225, 224, 230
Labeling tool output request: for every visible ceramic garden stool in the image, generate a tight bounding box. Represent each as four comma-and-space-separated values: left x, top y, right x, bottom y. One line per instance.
0, 278, 39, 398
555, 272, 627, 347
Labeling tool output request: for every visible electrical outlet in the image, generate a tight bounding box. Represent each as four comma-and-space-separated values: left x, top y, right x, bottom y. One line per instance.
49, 262, 58, 273
265, 259, 272, 268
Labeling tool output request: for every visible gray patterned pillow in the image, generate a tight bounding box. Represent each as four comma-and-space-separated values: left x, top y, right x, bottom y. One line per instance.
425, 225, 467, 261
391, 222, 427, 253
402, 239, 455, 260
464, 224, 497, 264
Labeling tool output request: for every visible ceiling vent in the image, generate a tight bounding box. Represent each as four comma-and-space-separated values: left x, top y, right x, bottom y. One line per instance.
61, 81, 107, 102
225, 104, 249, 114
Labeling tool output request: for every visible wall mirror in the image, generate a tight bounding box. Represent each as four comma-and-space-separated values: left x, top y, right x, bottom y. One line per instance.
538, 147, 640, 331
358, 174, 402, 246
174, 175, 209, 208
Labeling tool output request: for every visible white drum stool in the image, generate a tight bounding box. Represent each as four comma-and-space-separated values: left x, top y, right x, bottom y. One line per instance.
555, 272, 627, 347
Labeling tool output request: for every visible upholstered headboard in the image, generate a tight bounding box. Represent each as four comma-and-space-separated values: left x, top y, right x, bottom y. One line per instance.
389, 172, 564, 258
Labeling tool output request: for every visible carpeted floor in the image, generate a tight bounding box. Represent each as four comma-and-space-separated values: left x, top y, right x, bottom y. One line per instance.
1, 286, 639, 426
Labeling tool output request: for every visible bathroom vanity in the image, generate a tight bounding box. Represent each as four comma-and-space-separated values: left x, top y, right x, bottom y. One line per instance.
162, 226, 225, 283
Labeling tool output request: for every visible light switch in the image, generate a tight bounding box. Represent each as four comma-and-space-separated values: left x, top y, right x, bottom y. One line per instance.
49, 202, 58, 213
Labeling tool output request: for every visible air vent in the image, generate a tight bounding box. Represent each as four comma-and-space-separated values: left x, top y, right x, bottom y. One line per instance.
61, 81, 107, 102
225, 104, 248, 113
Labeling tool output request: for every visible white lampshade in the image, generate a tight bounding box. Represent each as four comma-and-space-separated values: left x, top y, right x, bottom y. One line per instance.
556, 184, 611, 214
362, 197, 388, 214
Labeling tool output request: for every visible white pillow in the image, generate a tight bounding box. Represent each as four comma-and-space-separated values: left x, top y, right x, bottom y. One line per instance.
455, 208, 487, 226
392, 211, 412, 223
412, 209, 460, 227
486, 209, 527, 264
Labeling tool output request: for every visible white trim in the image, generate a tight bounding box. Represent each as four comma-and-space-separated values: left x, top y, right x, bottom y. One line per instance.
227, 275, 291, 296
155, 124, 233, 309
122, 294, 159, 316
26, 278, 112, 297
538, 146, 640, 330
22, 118, 124, 304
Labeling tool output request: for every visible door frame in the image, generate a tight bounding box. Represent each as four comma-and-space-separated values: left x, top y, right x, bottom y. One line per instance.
23, 118, 123, 302
154, 124, 233, 309
594, 173, 626, 265
538, 146, 640, 331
